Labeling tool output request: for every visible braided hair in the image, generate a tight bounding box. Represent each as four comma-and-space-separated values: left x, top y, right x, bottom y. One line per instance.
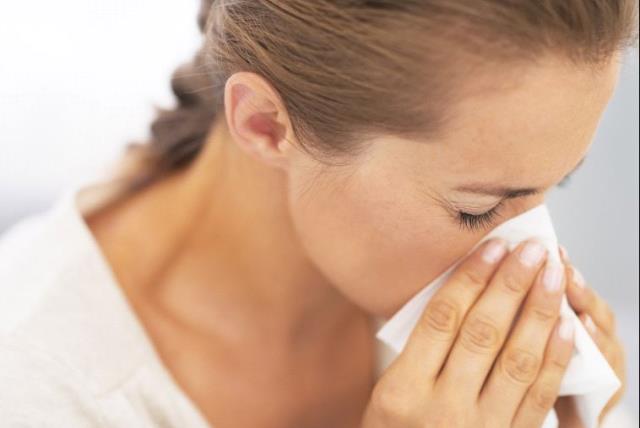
123, 0, 220, 194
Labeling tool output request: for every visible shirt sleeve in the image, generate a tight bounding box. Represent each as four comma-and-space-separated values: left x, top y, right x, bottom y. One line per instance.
0, 335, 106, 428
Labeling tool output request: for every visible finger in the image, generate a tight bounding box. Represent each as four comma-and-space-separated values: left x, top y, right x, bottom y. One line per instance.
566, 269, 616, 335
558, 246, 616, 336
580, 311, 627, 419
599, 342, 626, 423
480, 258, 566, 422
580, 313, 613, 360
436, 239, 548, 398
581, 312, 624, 397
511, 314, 575, 428
399, 238, 509, 381
558, 245, 569, 264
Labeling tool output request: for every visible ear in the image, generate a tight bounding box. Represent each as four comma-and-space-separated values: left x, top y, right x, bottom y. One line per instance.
224, 71, 296, 170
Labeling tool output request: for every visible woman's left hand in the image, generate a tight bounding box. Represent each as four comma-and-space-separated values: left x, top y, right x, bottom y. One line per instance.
553, 246, 627, 428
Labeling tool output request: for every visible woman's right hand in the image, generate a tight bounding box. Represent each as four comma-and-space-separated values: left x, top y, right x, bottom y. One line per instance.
362, 238, 575, 428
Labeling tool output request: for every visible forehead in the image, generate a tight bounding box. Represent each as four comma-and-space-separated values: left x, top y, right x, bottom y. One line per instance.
419, 54, 622, 186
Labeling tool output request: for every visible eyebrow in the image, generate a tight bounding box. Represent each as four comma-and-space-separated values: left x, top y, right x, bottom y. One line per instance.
453, 156, 587, 199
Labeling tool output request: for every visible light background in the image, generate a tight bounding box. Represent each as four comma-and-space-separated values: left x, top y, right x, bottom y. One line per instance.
1, 1, 638, 421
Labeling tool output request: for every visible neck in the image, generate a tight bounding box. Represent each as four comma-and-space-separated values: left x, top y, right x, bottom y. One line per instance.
88, 117, 363, 348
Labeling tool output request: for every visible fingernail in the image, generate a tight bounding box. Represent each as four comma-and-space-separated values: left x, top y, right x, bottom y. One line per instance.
543, 262, 564, 293
584, 314, 597, 333
482, 239, 507, 264
558, 314, 575, 341
519, 240, 546, 267
571, 266, 585, 289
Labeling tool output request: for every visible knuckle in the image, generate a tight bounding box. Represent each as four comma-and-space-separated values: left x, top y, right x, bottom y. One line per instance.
528, 305, 557, 324
499, 348, 541, 385
500, 269, 529, 294
456, 266, 487, 289
547, 355, 569, 372
422, 298, 460, 336
529, 382, 557, 412
370, 382, 414, 422
603, 345, 616, 364
459, 313, 501, 354
584, 288, 598, 308
604, 306, 616, 330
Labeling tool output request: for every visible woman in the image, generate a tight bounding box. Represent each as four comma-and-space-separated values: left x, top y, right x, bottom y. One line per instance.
0, 1, 636, 427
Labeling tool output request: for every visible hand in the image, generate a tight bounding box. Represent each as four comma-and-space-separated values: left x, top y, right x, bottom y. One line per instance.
553, 246, 626, 428
362, 238, 575, 428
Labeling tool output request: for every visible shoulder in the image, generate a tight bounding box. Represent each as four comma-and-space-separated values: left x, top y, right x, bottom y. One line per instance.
0, 193, 87, 335
0, 188, 118, 336
0, 206, 58, 334
0, 188, 161, 394
0, 191, 149, 425
0, 335, 106, 426
0, 201, 106, 424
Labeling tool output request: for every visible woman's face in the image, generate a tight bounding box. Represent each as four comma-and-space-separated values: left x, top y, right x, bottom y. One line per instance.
285, 55, 622, 318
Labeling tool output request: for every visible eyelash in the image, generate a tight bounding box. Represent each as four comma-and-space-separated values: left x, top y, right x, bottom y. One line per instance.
457, 203, 503, 232
456, 172, 575, 232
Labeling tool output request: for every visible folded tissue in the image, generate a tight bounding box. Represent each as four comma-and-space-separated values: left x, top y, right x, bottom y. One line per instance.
376, 203, 620, 428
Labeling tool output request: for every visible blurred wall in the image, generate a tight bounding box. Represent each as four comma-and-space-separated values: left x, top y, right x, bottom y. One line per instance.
546, 54, 639, 416
1, 1, 638, 421
0, 1, 201, 225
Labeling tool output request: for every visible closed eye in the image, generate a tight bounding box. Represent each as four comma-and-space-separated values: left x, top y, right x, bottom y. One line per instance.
455, 162, 578, 232
457, 203, 503, 232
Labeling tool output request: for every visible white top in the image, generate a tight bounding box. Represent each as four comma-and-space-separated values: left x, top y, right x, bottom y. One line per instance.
0, 182, 395, 427
0, 182, 634, 427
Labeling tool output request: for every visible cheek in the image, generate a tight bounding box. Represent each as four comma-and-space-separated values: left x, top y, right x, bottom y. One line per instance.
287, 169, 481, 318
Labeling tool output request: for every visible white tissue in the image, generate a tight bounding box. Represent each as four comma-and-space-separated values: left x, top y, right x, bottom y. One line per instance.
375, 204, 620, 428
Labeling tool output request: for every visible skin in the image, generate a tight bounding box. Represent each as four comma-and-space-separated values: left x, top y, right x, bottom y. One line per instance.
86, 52, 625, 427
555, 246, 627, 427
361, 236, 574, 427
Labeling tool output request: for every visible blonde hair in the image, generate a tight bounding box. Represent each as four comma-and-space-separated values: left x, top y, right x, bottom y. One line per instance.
123, 0, 638, 193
